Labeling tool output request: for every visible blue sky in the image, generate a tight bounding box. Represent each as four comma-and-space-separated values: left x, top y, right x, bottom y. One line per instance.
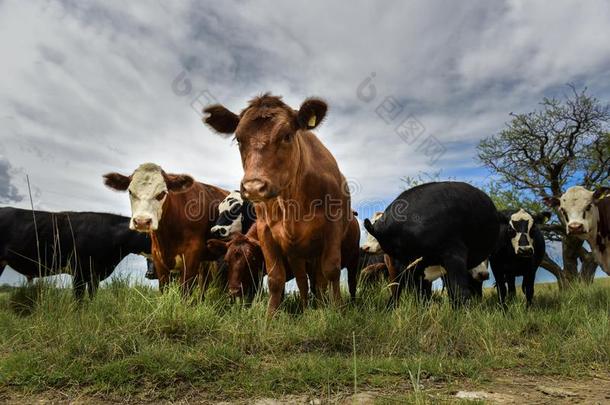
1, 0, 609, 286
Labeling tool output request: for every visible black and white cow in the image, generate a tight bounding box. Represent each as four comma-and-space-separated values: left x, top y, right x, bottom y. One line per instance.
361, 211, 490, 298
0, 207, 151, 300
364, 182, 499, 306
544, 186, 610, 275
490, 209, 549, 306
210, 191, 256, 240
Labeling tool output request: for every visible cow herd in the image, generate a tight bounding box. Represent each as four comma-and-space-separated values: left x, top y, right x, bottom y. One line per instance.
0, 94, 608, 316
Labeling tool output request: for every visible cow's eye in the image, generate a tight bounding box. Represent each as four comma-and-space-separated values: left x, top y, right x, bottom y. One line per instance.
508, 228, 517, 238
561, 208, 568, 218
585, 204, 592, 212
155, 191, 167, 201
282, 132, 293, 143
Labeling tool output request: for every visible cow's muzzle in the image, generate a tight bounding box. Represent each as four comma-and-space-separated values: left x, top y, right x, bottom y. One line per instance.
241, 178, 277, 201
567, 223, 586, 235
228, 286, 243, 298
132, 216, 153, 232
517, 246, 534, 257
210, 226, 229, 240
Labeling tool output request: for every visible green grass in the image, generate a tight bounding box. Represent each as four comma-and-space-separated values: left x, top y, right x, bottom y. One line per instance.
0, 277, 608, 402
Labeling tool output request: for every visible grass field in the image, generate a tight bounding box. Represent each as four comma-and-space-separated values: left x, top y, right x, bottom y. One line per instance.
0, 277, 608, 403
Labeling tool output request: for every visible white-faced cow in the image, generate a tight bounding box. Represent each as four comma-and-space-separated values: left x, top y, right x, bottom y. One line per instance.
490, 209, 549, 306
104, 163, 228, 296
544, 186, 610, 275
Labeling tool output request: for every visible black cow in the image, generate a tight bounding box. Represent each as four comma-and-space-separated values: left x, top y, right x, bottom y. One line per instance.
490, 209, 549, 307
0, 207, 150, 300
364, 182, 499, 306
210, 191, 256, 240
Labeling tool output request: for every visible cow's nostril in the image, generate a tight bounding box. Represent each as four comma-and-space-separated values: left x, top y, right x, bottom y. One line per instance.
241, 179, 269, 199
133, 217, 152, 229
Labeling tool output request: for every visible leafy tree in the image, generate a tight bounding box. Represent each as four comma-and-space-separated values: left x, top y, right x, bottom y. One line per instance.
478, 85, 610, 288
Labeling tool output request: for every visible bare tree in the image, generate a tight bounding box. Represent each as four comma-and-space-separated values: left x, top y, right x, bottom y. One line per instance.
478, 85, 610, 288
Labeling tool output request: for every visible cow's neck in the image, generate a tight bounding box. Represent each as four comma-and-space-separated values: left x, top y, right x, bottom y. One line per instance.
273, 135, 311, 237
153, 193, 188, 253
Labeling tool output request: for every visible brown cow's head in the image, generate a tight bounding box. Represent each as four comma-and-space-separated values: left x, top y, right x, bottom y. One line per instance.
207, 233, 262, 298
203, 94, 328, 201
103, 163, 194, 232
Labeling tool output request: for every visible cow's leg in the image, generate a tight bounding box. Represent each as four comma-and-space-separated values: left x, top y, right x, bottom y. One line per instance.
259, 228, 287, 316
490, 263, 507, 307
417, 275, 432, 302
385, 255, 403, 308
507, 276, 516, 300
320, 228, 343, 305
0, 260, 7, 278
72, 269, 87, 302
346, 256, 358, 302
197, 262, 214, 302
522, 271, 535, 307
88, 274, 101, 299
470, 279, 483, 299
287, 256, 309, 310
441, 251, 472, 306
181, 250, 204, 298
145, 259, 157, 280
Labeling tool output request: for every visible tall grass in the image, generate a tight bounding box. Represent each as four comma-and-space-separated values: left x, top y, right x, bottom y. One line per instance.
0, 278, 608, 401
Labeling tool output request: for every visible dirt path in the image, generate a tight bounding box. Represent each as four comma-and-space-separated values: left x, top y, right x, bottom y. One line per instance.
2, 371, 609, 404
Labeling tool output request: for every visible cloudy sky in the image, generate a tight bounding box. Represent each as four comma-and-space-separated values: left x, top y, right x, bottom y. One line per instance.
2, 0, 610, 284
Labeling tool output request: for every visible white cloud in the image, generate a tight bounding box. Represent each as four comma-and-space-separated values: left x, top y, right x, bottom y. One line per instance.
0, 0, 609, 213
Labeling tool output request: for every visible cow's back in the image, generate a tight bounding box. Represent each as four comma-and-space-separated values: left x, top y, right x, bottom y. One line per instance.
1, 208, 72, 277
377, 182, 499, 268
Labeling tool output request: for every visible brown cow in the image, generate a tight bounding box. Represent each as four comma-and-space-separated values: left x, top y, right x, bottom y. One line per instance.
103, 163, 228, 296
204, 95, 353, 315
208, 215, 360, 303
207, 223, 265, 302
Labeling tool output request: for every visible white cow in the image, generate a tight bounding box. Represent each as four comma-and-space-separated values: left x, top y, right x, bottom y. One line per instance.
545, 186, 610, 275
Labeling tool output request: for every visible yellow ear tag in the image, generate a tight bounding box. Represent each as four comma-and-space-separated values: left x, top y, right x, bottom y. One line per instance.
308, 115, 317, 128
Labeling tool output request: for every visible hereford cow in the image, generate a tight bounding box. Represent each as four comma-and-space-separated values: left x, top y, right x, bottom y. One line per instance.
210, 191, 256, 240
0, 207, 150, 300
544, 186, 610, 275
490, 209, 549, 306
203, 94, 353, 315
103, 163, 228, 296
364, 182, 499, 306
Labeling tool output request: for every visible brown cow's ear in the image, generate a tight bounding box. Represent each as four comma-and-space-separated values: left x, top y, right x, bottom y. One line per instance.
103, 173, 131, 191
203, 105, 240, 135
593, 187, 610, 202
543, 196, 560, 208
297, 98, 327, 130
165, 174, 194, 192
207, 239, 228, 255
